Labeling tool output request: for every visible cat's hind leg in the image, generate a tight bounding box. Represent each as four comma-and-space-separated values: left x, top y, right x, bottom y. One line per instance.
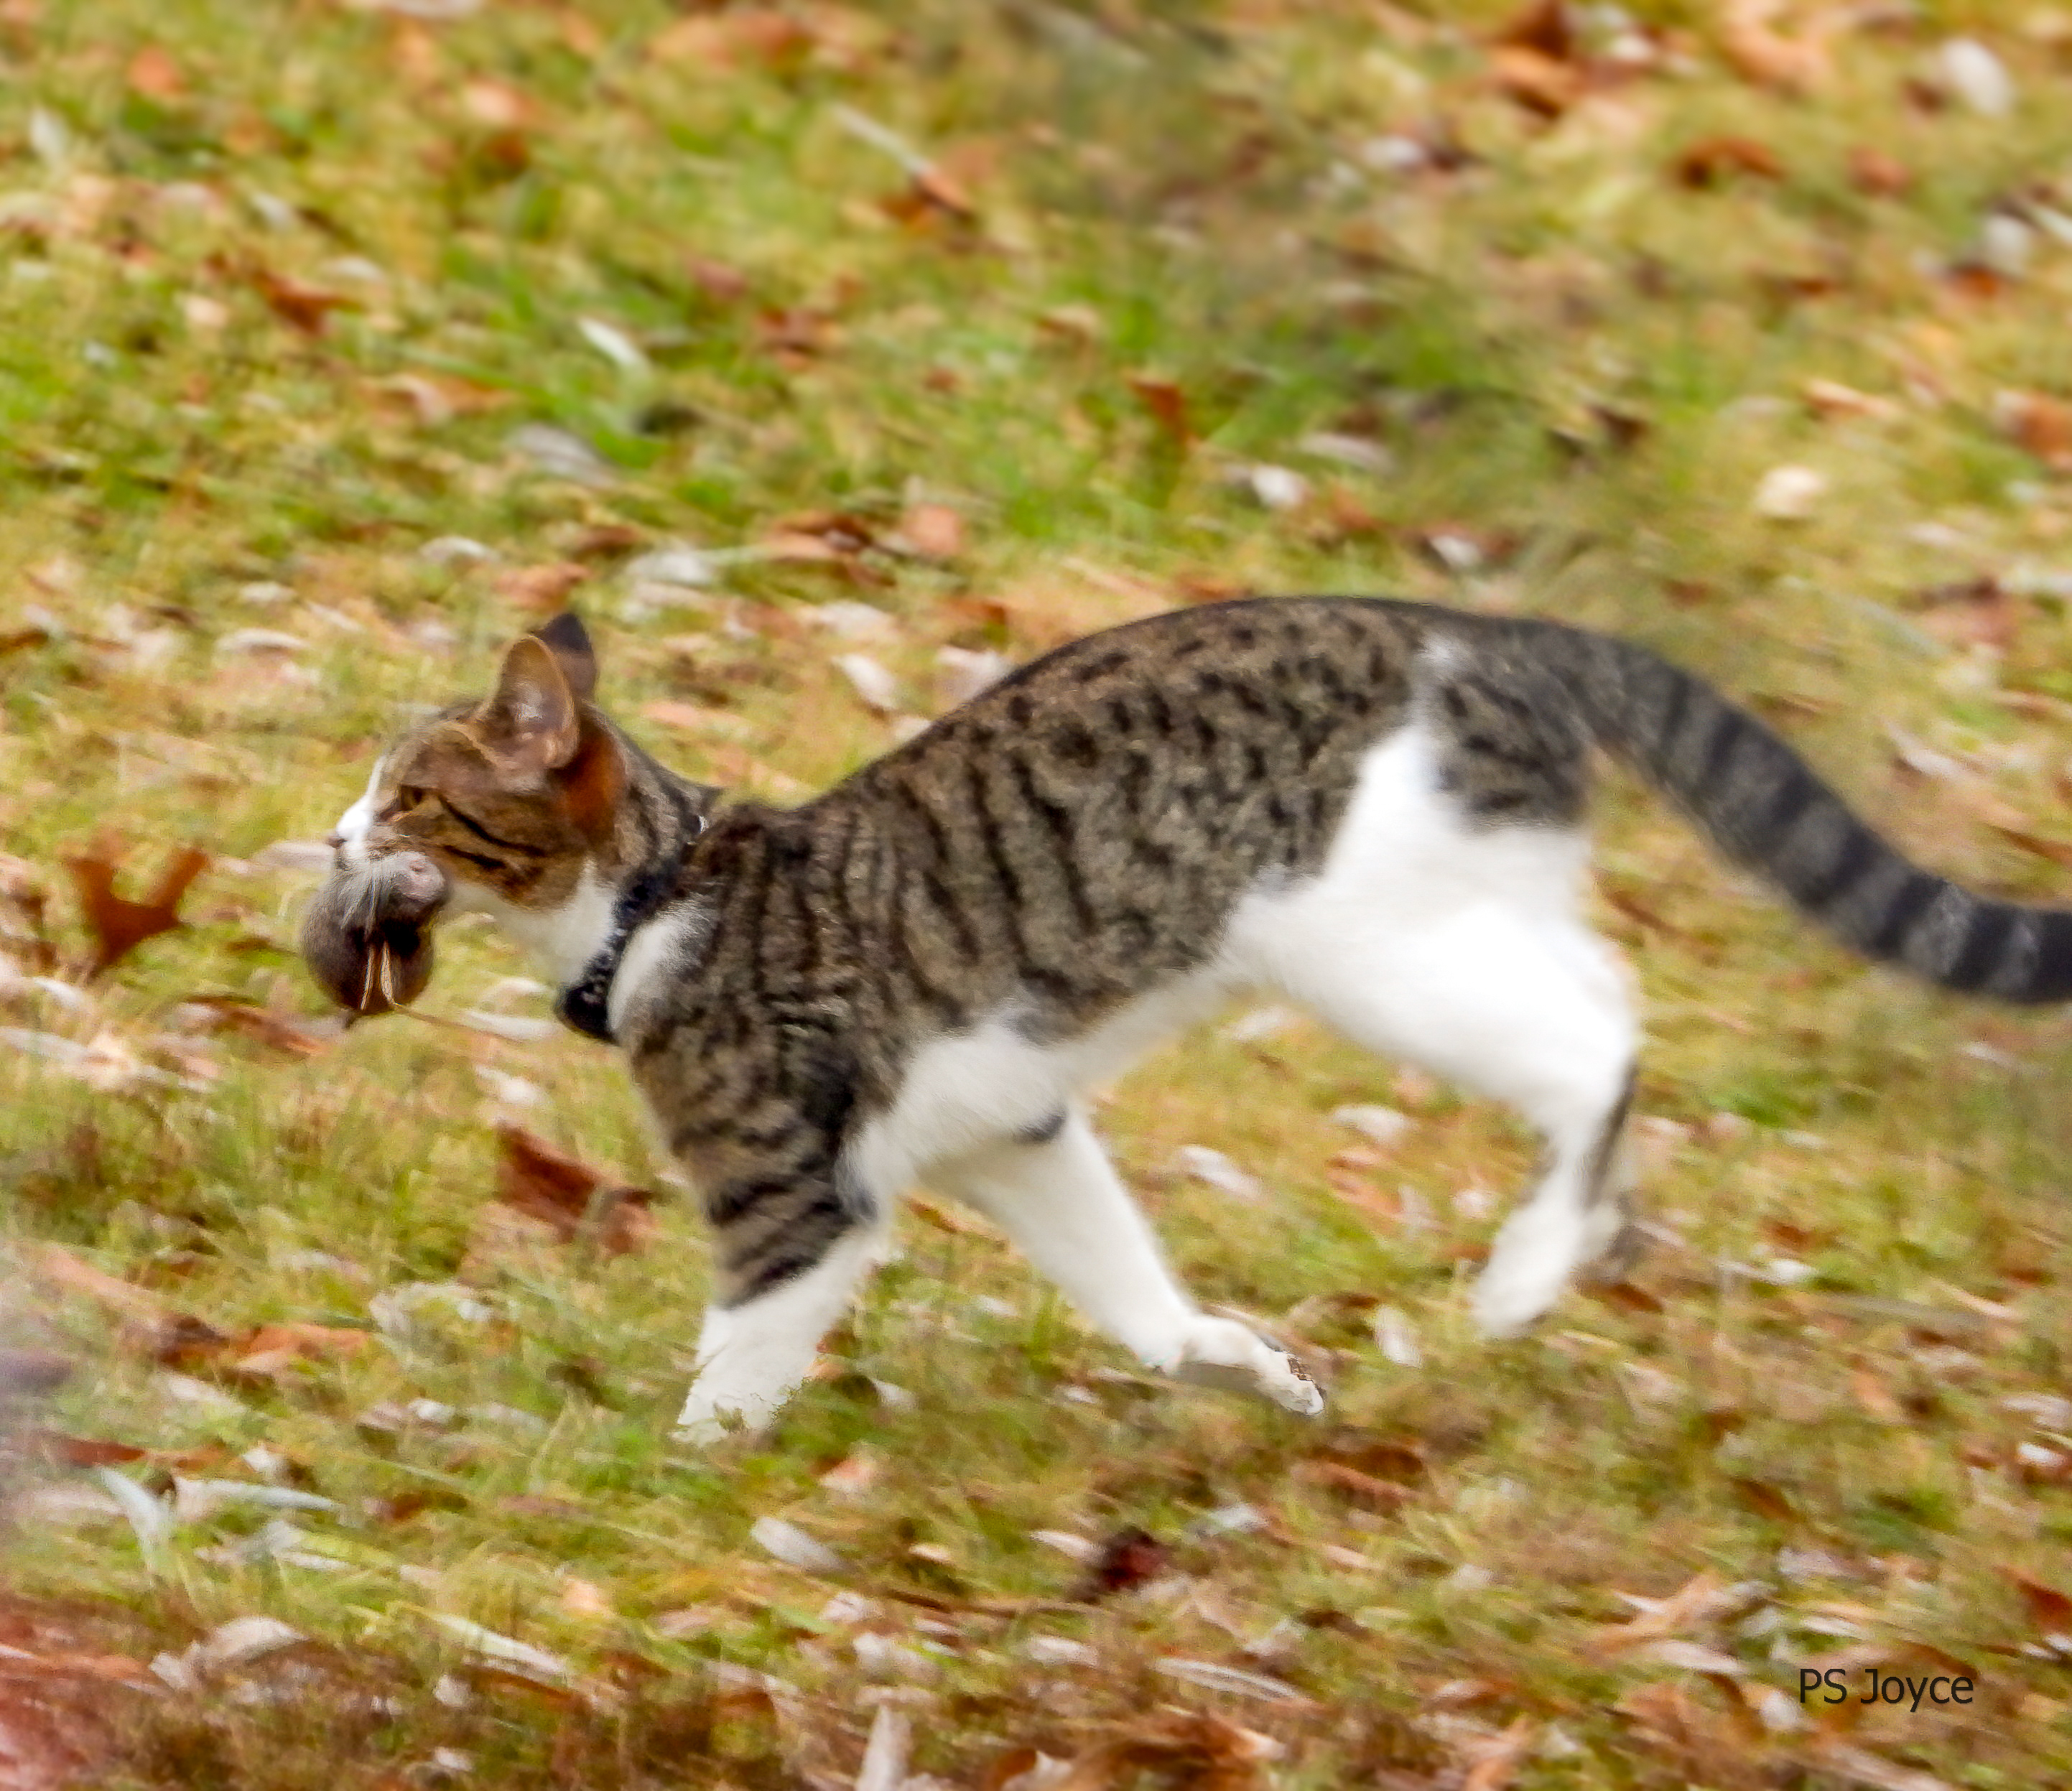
930, 1112, 1323, 1415
1256, 890, 1639, 1339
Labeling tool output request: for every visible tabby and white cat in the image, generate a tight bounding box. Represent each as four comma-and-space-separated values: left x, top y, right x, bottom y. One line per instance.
303, 602, 2071, 1440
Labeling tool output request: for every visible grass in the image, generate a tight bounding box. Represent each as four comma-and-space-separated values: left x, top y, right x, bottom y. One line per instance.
3, 1, 2072, 1785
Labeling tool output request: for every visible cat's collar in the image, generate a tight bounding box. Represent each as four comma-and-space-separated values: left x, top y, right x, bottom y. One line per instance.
557, 813, 705, 1043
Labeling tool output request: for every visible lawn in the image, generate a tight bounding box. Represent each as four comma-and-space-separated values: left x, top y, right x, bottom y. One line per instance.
3, 2, 2072, 1786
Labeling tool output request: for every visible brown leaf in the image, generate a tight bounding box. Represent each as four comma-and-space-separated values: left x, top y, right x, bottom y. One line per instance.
249, 267, 354, 335
19, 1431, 147, 1469
33, 1245, 169, 1324
460, 78, 539, 132
2009, 1572, 2072, 1630
754, 306, 837, 363
1716, 0, 1829, 93
1079, 1526, 1171, 1599
180, 995, 338, 1057
369, 371, 512, 428
1125, 372, 1193, 447
898, 502, 965, 559
1995, 390, 2072, 470
1673, 135, 1783, 188
495, 1123, 656, 1255
1914, 576, 2018, 651
682, 256, 751, 305
65, 839, 208, 976
1052, 1713, 1278, 1791
1299, 1459, 1412, 1511
491, 562, 591, 613
1731, 1476, 1797, 1522
1492, 0, 1572, 60
1488, 44, 1583, 115
233, 1322, 370, 1375
1589, 1569, 1737, 1655
650, 9, 815, 71
125, 45, 184, 101
1459, 1716, 1538, 1791
1847, 146, 1915, 197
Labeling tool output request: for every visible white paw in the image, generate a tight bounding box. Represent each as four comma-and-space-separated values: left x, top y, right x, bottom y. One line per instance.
1166, 1316, 1325, 1417
1472, 1206, 1583, 1338
673, 1380, 781, 1447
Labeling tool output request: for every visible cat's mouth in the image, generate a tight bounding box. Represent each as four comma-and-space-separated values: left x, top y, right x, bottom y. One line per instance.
301, 850, 451, 1016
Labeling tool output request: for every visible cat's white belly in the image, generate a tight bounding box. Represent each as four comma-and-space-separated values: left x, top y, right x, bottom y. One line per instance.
850, 722, 1618, 1206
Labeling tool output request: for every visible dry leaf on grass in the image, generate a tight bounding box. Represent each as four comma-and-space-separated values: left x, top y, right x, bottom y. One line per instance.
65, 839, 208, 976
248, 267, 356, 335
494, 1124, 656, 1255
1673, 135, 1783, 187
1125, 373, 1192, 447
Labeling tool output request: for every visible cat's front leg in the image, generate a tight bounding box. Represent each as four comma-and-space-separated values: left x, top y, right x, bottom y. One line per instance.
675, 1219, 884, 1443
669, 1125, 887, 1444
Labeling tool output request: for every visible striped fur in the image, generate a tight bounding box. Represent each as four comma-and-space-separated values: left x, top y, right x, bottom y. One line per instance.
304, 598, 2068, 1433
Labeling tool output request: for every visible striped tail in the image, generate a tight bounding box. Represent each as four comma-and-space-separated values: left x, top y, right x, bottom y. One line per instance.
1536, 623, 2072, 1004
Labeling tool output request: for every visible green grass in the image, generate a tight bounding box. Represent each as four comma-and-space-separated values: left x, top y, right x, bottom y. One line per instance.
4, 2, 2072, 1785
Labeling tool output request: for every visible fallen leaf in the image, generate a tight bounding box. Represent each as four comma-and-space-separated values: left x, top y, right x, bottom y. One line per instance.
1299, 1459, 1412, 1511
1171, 1145, 1263, 1202
1752, 465, 1826, 521
834, 653, 903, 716
898, 502, 965, 559
459, 77, 539, 131
1080, 1526, 1171, 1599
1993, 390, 2072, 470
1459, 1716, 1538, 1791
1807, 1741, 1956, 1791
65, 839, 208, 976
1847, 146, 1915, 197
125, 45, 184, 101
1716, 0, 1829, 93
1125, 372, 1192, 447
2009, 1572, 2072, 1630
1732, 1477, 1797, 1523
494, 1124, 656, 1255
1589, 1570, 1740, 1655
751, 1515, 847, 1576
1803, 378, 1900, 422
1673, 135, 1783, 187
1489, 45, 1583, 115
491, 562, 591, 613
249, 266, 354, 335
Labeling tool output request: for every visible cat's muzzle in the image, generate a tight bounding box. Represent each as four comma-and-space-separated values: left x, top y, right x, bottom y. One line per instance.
300, 851, 450, 1015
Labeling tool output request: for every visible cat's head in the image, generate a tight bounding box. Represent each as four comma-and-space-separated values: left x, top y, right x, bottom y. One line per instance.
302, 613, 629, 1015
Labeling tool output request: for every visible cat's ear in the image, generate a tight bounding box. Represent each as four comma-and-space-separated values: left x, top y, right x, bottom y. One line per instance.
477, 636, 580, 775
533, 612, 598, 702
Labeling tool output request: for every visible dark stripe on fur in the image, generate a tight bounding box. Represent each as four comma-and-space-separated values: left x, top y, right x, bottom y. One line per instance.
1544, 625, 2072, 1004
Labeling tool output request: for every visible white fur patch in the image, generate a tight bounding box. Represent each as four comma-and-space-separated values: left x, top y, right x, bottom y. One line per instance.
330, 755, 389, 867
460, 862, 617, 987
608, 901, 713, 1038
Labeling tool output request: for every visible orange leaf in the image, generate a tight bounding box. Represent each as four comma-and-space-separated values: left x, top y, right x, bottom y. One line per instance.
1488, 44, 1583, 114
460, 78, 539, 131
250, 266, 354, 336
1673, 135, 1783, 187
64, 839, 208, 976
2010, 1572, 2072, 1630
1847, 146, 1914, 197
495, 1123, 655, 1255
125, 44, 184, 101
491, 562, 590, 613
899, 502, 965, 559
1125, 372, 1192, 447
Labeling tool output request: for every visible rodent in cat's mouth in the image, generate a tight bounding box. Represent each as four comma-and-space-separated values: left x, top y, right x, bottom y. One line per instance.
299, 850, 449, 1015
